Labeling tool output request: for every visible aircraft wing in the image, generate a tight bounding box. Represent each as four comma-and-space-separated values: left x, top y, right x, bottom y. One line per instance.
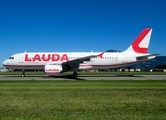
62, 52, 104, 67
136, 54, 159, 61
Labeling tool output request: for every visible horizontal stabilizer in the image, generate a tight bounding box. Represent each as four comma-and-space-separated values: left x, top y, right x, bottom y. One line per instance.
136, 54, 159, 61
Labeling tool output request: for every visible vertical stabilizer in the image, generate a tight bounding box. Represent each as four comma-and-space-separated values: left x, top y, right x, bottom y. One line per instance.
124, 28, 152, 54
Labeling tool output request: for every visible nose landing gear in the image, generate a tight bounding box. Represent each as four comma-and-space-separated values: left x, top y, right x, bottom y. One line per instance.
21, 70, 25, 77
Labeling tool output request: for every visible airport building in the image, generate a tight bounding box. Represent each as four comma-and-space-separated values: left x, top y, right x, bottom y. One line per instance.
0, 67, 8, 72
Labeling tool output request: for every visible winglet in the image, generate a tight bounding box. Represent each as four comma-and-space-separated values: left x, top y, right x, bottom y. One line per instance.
98, 52, 104, 58
124, 28, 152, 54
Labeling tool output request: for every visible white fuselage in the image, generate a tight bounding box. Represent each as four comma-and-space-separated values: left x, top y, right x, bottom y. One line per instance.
3, 52, 147, 70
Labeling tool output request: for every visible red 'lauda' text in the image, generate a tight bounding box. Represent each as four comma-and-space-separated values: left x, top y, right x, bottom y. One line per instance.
25, 54, 69, 62
46, 69, 60, 72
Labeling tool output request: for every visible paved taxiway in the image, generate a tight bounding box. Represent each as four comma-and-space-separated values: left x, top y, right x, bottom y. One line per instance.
0, 75, 166, 80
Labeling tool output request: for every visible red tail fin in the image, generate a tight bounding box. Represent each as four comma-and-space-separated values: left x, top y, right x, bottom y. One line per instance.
124, 28, 152, 54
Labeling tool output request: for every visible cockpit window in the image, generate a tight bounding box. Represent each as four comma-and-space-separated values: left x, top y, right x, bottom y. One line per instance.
9, 57, 14, 59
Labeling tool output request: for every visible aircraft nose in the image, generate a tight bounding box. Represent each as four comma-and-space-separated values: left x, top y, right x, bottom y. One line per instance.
2, 60, 8, 66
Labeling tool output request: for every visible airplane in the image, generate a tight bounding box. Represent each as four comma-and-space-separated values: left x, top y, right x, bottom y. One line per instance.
2, 28, 158, 78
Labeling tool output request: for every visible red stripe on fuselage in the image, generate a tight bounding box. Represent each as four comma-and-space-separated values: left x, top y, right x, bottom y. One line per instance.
3, 62, 138, 69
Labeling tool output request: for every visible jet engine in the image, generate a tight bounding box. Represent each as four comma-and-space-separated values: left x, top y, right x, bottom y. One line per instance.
45, 64, 62, 75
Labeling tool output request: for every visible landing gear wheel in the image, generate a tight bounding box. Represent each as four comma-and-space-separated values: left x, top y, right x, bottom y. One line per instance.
72, 72, 78, 79
21, 74, 25, 77
21, 70, 25, 77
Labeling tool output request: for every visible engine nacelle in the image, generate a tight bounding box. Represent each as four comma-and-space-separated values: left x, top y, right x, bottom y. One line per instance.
45, 64, 62, 75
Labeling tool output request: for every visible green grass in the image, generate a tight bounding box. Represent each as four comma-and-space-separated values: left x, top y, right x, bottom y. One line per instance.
0, 80, 166, 120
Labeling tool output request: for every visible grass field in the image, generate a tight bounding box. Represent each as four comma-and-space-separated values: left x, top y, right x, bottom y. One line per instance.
0, 80, 166, 120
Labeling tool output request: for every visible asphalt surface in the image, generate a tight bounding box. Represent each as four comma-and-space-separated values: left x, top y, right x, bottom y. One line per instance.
0, 75, 166, 80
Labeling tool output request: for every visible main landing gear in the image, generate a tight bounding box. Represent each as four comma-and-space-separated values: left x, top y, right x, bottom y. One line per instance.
20, 69, 78, 79
21, 69, 25, 77
72, 72, 78, 79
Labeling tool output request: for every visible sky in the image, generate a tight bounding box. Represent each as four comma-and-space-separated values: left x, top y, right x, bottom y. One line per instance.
0, 0, 166, 67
